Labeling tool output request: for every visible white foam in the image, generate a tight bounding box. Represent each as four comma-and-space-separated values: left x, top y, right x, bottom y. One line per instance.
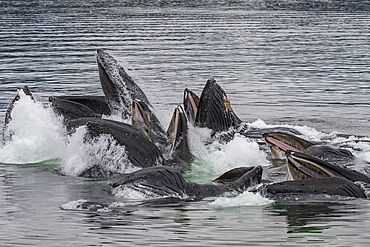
188, 125, 213, 158
249, 119, 327, 141
209, 191, 273, 208
112, 185, 151, 200
61, 199, 112, 212
358, 152, 370, 163
108, 201, 127, 208
202, 134, 270, 175
61, 128, 139, 177
59, 127, 88, 176
0, 91, 67, 164
60, 199, 87, 211
0, 89, 145, 176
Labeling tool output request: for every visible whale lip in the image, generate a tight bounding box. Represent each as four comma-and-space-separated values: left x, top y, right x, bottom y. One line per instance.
285, 150, 370, 183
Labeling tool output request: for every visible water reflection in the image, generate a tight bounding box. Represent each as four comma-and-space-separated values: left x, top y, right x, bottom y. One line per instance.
268, 201, 363, 233
0, 164, 18, 222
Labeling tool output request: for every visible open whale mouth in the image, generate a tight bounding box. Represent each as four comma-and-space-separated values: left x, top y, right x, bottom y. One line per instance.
167, 105, 188, 156
285, 150, 338, 180
132, 99, 152, 138
96, 49, 152, 119
285, 150, 370, 184
264, 132, 315, 159
183, 88, 200, 123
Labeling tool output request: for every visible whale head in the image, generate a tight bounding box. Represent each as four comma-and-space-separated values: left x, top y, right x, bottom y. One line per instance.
195, 78, 242, 133
96, 49, 151, 120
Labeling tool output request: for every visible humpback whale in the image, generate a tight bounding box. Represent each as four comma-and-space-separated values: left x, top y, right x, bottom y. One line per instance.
260, 131, 370, 200
48, 50, 170, 150
96, 49, 173, 152
131, 100, 193, 167
195, 78, 242, 133
183, 88, 200, 123
264, 132, 316, 159
112, 165, 263, 200
51, 50, 158, 122
166, 105, 193, 166
184, 79, 301, 140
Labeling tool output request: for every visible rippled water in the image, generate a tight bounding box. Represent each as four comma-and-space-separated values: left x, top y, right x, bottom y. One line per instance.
0, 0, 370, 246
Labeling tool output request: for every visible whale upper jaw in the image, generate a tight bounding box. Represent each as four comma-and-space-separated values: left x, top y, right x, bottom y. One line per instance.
96, 49, 151, 119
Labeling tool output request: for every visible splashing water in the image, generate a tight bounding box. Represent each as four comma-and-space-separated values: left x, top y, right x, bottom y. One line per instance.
201, 134, 270, 175
61, 127, 139, 177
209, 191, 273, 208
0, 91, 66, 164
0, 90, 139, 177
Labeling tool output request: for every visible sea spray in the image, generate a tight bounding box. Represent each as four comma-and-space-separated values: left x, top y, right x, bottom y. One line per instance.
202, 134, 270, 175
209, 191, 273, 208
61, 127, 139, 177
0, 91, 66, 164
187, 124, 213, 158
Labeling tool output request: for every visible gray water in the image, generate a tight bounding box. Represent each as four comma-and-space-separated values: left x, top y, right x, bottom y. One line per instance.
1, 0, 370, 246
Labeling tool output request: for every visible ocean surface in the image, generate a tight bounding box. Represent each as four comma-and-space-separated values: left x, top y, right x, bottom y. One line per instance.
0, 0, 369, 246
